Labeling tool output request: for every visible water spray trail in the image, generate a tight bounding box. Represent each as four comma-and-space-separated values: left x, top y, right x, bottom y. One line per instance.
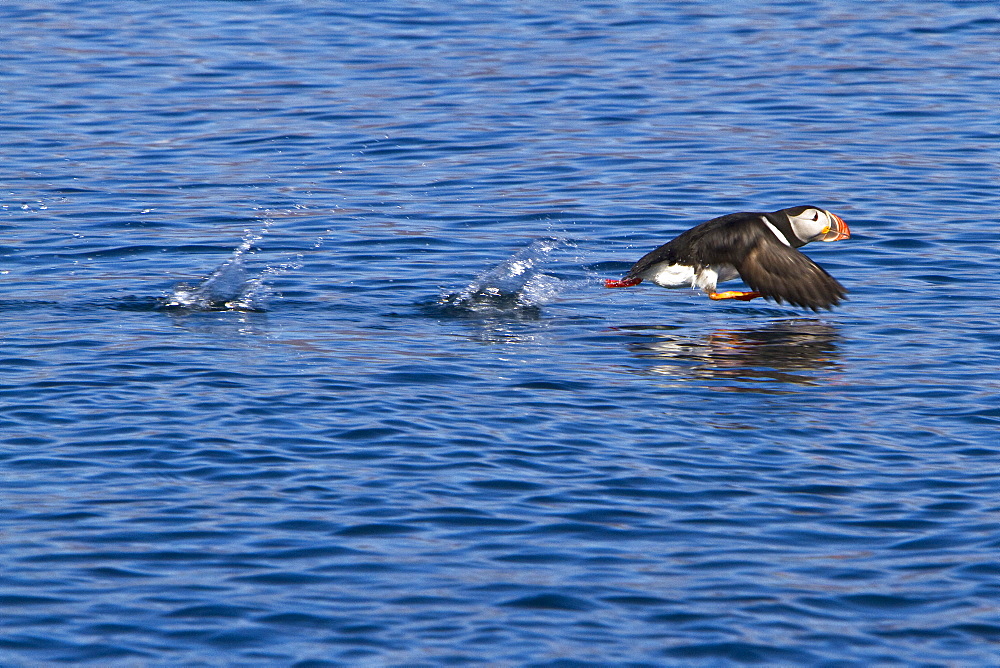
165, 218, 274, 311
438, 237, 569, 313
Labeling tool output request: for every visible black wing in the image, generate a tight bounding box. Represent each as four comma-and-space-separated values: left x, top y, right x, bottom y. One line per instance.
735, 242, 847, 311
623, 213, 760, 280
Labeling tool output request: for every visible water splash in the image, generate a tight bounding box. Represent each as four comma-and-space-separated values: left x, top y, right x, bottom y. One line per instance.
436, 237, 568, 314
165, 223, 307, 311
166, 233, 259, 310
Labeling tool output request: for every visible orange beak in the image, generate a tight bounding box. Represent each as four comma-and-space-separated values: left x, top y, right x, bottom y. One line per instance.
820, 213, 850, 242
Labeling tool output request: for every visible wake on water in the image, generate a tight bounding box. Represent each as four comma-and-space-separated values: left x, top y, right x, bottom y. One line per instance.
435, 238, 571, 316
166, 236, 267, 311
165, 225, 306, 312
134, 230, 571, 316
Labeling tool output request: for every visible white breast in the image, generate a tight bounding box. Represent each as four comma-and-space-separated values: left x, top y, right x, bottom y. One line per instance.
643, 263, 696, 288
641, 262, 739, 293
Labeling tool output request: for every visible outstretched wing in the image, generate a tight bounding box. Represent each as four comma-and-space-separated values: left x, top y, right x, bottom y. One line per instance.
623, 213, 759, 280
735, 243, 847, 311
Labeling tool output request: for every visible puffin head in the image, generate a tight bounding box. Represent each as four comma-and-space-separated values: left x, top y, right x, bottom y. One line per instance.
783, 206, 850, 244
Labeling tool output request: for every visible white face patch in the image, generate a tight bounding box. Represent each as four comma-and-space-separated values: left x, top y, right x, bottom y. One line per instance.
761, 215, 791, 246
786, 208, 832, 242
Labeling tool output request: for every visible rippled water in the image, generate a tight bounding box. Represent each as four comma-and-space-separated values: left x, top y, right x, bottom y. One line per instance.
2, 1, 999, 665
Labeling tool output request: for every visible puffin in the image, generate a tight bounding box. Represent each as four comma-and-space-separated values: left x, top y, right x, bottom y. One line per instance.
605, 206, 850, 310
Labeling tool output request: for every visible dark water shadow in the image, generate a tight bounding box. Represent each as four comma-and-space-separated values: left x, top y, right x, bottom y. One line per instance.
98, 295, 271, 338
616, 319, 843, 388
427, 293, 543, 321
104, 295, 266, 313
0, 299, 60, 312
420, 296, 545, 344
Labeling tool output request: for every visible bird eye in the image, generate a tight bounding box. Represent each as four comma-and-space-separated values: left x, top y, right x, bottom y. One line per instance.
811, 211, 819, 221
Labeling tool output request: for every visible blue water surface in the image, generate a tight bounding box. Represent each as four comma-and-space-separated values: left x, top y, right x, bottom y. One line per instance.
2, 1, 999, 665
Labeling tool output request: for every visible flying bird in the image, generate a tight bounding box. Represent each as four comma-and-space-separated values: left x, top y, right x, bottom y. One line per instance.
605, 205, 851, 310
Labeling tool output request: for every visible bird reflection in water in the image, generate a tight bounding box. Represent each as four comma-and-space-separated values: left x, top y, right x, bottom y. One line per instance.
617, 319, 842, 387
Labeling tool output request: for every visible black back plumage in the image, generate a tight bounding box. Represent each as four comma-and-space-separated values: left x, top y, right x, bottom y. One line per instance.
623, 210, 847, 311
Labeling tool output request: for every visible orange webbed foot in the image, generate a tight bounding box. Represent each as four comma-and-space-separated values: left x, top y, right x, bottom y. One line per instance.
605, 277, 642, 288
709, 290, 762, 302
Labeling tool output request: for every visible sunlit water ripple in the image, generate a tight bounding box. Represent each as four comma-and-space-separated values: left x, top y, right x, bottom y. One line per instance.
1, 1, 998, 665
